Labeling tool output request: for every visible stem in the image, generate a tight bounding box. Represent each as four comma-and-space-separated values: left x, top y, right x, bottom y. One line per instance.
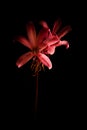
35, 73, 38, 112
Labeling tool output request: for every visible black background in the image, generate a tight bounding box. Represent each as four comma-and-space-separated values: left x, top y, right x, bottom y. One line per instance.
1, 0, 85, 123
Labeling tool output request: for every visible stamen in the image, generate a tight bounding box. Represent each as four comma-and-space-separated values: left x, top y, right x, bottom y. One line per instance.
31, 58, 44, 76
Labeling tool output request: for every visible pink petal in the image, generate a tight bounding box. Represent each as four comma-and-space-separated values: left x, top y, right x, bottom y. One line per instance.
39, 21, 53, 39
16, 36, 32, 50
52, 19, 62, 34
37, 28, 49, 45
40, 21, 49, 29
37, 53, 52, 69
16, 52, 34, 68
58, 25, 72, 38
26, 22, 36, 47
39, 44, 48, 52
46, 46, 56, 55
39, 35, 59, 52
44, 35, 59, 46
55, 40, 69, 49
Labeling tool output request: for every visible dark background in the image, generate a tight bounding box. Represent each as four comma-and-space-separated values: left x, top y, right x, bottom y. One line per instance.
1, 1, 85, 123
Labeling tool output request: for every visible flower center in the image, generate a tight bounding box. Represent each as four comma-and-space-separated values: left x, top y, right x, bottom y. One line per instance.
33, 48, 39, 55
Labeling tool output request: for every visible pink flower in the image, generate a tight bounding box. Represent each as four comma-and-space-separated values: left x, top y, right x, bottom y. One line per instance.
40, 19, 72, 55
16, 22, 59, 70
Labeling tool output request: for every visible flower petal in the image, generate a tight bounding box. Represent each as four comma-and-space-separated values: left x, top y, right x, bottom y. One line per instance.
55, 40, 69, 49
37, 53, 52, 69
44, 35, 59, 46
46, 46, 56, 55
16, 52, 34, 68
52, 19, 62, 34
16, 36, 32, 50
26, 22, 36, 47
58, 25, 72, 38
40, 21, 49, 29
39, 35, 59, 52
37, 28, 49, 45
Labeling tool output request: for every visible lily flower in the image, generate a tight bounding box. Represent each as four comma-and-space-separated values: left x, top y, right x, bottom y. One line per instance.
16, 22, 59, 70
40, 19, 72, 55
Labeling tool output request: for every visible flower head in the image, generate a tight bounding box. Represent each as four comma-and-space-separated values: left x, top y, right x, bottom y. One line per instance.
15, 21, 59, 74
40, 19, 72, 54
15, 20, 71, 74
